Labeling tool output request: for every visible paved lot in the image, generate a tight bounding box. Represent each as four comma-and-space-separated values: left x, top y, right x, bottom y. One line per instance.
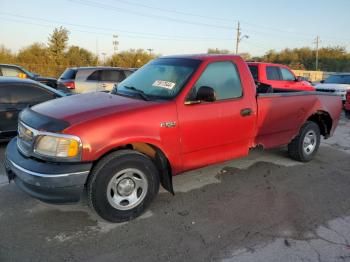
0, 115, 350, 262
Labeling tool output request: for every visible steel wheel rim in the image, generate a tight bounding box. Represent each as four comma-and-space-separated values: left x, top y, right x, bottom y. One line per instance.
107, 168, 148, 211
303, 130, 317, 155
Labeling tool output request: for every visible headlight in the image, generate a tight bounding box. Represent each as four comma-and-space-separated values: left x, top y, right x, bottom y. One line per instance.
34, 135, 81, 160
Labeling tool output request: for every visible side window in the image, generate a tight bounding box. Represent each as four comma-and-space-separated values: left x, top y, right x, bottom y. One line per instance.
9, 84, 53, 104
0, 86, 11, 103
100, 70, 123, 82
190, 61, 243, 101
1, 67, 22, 77
266, 66, 281, 80
280, 67, 296, 81
124, 70, 134, 78
87, 70, 101, 81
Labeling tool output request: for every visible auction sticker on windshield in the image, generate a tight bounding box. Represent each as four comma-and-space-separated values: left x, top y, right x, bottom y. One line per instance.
152, 80, 176, 90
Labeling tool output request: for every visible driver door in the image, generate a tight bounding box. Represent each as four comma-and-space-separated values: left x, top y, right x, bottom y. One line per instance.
177, 60, 255, 171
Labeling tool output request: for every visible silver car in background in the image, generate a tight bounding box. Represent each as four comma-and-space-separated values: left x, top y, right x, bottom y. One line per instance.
57, 67, 136, 93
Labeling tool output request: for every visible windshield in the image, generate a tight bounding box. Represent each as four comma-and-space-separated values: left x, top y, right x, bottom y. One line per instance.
115, 58, 201, 100
324, 75, 350, 84
19, 66, 35, 78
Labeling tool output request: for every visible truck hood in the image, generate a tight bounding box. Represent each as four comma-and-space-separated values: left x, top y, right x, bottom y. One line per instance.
315, 83, 350, 91
31, 92, 156, 126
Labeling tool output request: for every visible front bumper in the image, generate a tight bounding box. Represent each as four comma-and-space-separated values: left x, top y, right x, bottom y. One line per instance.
5, 138, 92, 203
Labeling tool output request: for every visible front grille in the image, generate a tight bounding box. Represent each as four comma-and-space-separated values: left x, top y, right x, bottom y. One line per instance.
316, 88, 335, 93
17, 122, 36, 156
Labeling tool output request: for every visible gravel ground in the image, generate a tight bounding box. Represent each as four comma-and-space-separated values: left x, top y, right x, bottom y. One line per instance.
0, 114, 349, 262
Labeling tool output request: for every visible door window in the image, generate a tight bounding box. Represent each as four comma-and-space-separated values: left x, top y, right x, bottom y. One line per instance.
190, 61, 243, 101
266, 66, 281, 80
9, 84, 53, 104
280, 68, 296, 81
87, 70, 101, 81
1, 67, 22, 77
100, 70, 123, 82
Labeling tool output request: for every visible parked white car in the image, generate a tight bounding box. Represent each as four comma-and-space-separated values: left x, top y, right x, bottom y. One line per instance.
315, 74, 350, 101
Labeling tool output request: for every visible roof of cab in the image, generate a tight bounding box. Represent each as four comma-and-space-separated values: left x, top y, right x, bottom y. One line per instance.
246, 61, 289, 67
0, 77, 37, 84
160, 54, 242, 61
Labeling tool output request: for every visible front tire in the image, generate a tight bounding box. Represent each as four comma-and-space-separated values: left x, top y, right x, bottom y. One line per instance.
87, 150, 160, 222
288, 121, 321, 162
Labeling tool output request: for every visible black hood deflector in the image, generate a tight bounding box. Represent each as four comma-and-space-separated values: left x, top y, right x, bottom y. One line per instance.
19, 107, 70, 132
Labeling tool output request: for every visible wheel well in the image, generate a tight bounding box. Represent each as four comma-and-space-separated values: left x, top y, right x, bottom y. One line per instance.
93, 143, 174, 194
307, 111, 332, 138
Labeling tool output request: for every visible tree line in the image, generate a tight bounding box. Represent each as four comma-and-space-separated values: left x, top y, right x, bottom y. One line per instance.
1, 27, 349, 78
0, 27, 156, 78
208, 46, 350, 72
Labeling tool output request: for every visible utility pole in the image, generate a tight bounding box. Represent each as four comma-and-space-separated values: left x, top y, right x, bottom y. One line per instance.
235, 22, 241, 54
113, 34, 119, 54
96, 37, 99, 66
235, 21, 249, 55
314, 36, 320, 71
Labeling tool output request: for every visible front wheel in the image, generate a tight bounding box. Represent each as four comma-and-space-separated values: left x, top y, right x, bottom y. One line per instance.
87, 150, 160, 222
288, 121, 321, 162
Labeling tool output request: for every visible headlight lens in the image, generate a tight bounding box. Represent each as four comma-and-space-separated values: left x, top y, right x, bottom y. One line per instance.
34, 135, 81, 160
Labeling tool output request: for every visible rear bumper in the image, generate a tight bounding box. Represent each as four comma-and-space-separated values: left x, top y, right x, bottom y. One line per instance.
5, 138, 92, 203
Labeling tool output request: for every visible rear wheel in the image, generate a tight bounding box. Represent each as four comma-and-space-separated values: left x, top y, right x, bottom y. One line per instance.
87, 150, 160, 222
288, 121, 321, 162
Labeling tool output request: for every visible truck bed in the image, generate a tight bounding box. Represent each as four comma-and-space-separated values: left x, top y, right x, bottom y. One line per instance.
255, 91, 342, 149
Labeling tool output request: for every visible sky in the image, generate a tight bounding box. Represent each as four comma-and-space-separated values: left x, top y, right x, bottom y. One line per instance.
0, 0, 349, 58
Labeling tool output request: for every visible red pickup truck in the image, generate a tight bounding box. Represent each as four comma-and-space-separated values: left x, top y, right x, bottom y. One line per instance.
247, 62, 315, 91
5, 55, 342, 222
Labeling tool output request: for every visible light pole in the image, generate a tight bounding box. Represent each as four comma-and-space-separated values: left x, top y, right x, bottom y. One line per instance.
235, 21, 249, 54
101, 52, 107, 65
147, 48, 154, 55
314, 36, 320, 71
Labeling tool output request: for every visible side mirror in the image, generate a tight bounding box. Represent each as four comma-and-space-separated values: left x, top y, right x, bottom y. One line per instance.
296, 76, 303, 82
320, 80, 325, 84
196, 86, 217, 102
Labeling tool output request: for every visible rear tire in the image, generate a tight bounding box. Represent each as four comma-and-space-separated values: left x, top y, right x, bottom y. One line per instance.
288, 121, 321, 162
87, 150, 160, 223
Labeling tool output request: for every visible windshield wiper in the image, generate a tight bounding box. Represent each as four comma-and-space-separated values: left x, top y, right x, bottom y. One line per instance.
123, 86, 151, 101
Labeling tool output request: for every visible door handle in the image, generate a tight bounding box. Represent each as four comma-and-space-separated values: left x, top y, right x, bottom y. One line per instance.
240, 108, 252, 117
